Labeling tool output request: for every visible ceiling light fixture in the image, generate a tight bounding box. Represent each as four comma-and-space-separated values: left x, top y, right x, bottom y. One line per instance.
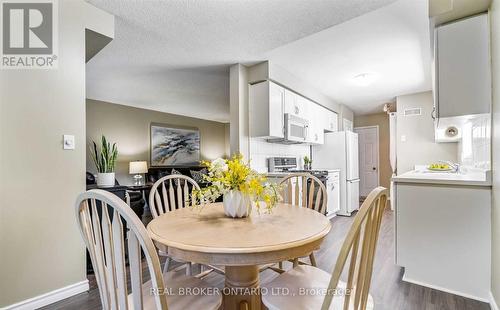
352, 73, 378, 86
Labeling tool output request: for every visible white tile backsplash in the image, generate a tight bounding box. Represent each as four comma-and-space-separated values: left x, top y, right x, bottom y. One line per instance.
459, 114, 491, 169
249, 137, 310, 173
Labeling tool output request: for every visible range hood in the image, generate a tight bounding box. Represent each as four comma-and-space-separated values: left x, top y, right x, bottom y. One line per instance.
266, 138, 303, 145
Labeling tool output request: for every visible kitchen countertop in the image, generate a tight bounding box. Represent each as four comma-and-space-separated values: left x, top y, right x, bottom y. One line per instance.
265, 172, 292, 178
265, 169, 341, 178
392, 167, 491, 186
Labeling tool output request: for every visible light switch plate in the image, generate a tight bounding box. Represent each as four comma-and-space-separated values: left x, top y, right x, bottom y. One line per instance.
63, 135, 75, 150
401, 135, 407, 142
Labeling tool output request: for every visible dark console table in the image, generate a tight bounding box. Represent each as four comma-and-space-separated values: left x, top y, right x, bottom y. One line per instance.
86, 184, 128, 201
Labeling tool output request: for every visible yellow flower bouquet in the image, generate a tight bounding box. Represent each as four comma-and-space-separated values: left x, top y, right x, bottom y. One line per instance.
193, 154, 281, 218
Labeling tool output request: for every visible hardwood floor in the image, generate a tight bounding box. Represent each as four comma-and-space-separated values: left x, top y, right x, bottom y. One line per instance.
43, 209, 490, 310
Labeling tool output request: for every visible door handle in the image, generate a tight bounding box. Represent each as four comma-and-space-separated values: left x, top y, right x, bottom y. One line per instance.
372, 167, 376, 171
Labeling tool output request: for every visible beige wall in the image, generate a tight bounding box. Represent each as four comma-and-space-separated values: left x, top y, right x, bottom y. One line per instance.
86, 100, 228, 185
0, 1, 109, 306
396, 91, 458, 174
491, 0, 500, 304
354, 113, 392, 192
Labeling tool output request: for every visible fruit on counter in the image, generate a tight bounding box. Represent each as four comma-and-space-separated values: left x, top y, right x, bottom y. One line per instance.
428, 163, 450, 170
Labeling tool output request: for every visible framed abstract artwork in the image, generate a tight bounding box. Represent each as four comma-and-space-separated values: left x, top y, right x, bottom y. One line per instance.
150, 123, 200, 166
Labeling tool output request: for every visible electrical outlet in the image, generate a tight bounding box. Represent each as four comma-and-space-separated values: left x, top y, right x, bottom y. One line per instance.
63, 135, 75, 150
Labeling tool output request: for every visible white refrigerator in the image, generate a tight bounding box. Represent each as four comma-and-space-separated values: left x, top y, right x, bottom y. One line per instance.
312, 131, 360, 216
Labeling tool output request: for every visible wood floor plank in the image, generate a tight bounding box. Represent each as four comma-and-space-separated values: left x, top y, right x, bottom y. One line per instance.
42, 209, 490, 310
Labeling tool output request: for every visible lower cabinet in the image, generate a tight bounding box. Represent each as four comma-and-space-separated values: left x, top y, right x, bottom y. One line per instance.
395, 182, 491, 300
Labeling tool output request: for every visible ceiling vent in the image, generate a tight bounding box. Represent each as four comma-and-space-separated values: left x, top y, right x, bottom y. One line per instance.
404, 108, 422, 116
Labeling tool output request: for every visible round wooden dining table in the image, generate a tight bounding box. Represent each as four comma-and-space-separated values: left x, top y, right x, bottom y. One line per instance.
147, 202, 332, 310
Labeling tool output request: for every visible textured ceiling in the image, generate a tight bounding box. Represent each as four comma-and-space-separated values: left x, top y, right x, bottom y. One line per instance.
265, 0, 432, 115
86, 0, 398, 122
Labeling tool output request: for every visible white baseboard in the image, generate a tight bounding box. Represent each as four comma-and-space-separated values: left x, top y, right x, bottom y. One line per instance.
402, 274, 489, 303
491, 291, 499, 310
3, 280, 89, 310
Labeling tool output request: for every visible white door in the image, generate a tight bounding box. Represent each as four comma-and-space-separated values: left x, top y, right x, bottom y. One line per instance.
354, 126, 379, 197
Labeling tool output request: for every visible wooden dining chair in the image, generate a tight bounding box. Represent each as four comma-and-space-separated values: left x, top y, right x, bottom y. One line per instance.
75, 189, 222, 310
279, 173, 327, 268
149, 174, 200, 275
262, 187, 388, 310
280, 172, 327, 214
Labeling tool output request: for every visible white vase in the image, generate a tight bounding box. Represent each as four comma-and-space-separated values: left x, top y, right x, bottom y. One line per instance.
223, 190, 253, 218
96, 172, 115, 187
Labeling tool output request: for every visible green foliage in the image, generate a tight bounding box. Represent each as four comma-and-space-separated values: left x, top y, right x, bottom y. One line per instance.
89, 135, 118, 173
304, 155, 311, 165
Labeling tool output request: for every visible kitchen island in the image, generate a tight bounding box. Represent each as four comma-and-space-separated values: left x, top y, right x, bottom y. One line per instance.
393, 168, 491, 301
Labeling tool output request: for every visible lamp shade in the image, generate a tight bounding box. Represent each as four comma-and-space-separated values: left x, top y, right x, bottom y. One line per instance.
129, 161, 148, 174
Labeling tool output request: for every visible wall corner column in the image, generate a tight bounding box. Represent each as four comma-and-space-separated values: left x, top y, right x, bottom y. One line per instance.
229, 64, 250, 159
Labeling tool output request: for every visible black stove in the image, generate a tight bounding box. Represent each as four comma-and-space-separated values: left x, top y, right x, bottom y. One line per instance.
268, 157, 329, 182
284, 169, 328, 182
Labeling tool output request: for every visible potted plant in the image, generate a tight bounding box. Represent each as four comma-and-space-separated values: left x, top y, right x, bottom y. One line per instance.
89, 135, 118, 187
304, 156, 312, 170
193, 154, 281, 218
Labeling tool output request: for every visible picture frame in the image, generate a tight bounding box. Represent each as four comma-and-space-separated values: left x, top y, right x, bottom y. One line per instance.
150, 123, 200, 166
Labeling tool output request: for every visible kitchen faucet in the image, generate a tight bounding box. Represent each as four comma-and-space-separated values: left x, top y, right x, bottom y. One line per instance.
438, 160, 461, 173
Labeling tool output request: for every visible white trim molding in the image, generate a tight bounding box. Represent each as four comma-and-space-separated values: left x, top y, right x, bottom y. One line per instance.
491, 291, 499, 310
3, 280, 89, 310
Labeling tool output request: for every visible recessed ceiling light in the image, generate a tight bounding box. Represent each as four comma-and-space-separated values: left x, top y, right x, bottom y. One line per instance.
352, 73, 378, 86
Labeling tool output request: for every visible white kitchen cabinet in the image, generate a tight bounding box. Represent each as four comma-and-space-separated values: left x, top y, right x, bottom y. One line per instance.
317, 105, 338, 133
296, 95, 311, 119
307, 105, 338, 144
307, 102, 325, 144
394, 180, 491, 301
435, 14, 491, 117
283, 89, 297, 116
249, 80, 335, 144
325, 109, 338, 132
249, 81, 285, 138
284, 89, 309, 119
326, 171, 340, 217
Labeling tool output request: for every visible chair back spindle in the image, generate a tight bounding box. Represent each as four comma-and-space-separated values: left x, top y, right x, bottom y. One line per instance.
75, 189, 168, 310
149, 175, 200, 218
322, 187, 388, 310
279, 173, 327, 214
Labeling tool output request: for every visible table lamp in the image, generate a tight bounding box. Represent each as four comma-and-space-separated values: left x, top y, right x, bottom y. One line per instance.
129, 161, 148, 185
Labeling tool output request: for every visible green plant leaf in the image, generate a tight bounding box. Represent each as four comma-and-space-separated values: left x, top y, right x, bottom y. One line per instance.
90, 135, 118, 173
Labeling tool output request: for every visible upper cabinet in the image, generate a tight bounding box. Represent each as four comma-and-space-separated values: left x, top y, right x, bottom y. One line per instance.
248, 81, 338, 144
284, 89, 309, 119
323, 107, 338, 132
306, 100, 324, 144
435, 14, 491, 118
249, 81, 285, 139
249, 80, 338, 144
